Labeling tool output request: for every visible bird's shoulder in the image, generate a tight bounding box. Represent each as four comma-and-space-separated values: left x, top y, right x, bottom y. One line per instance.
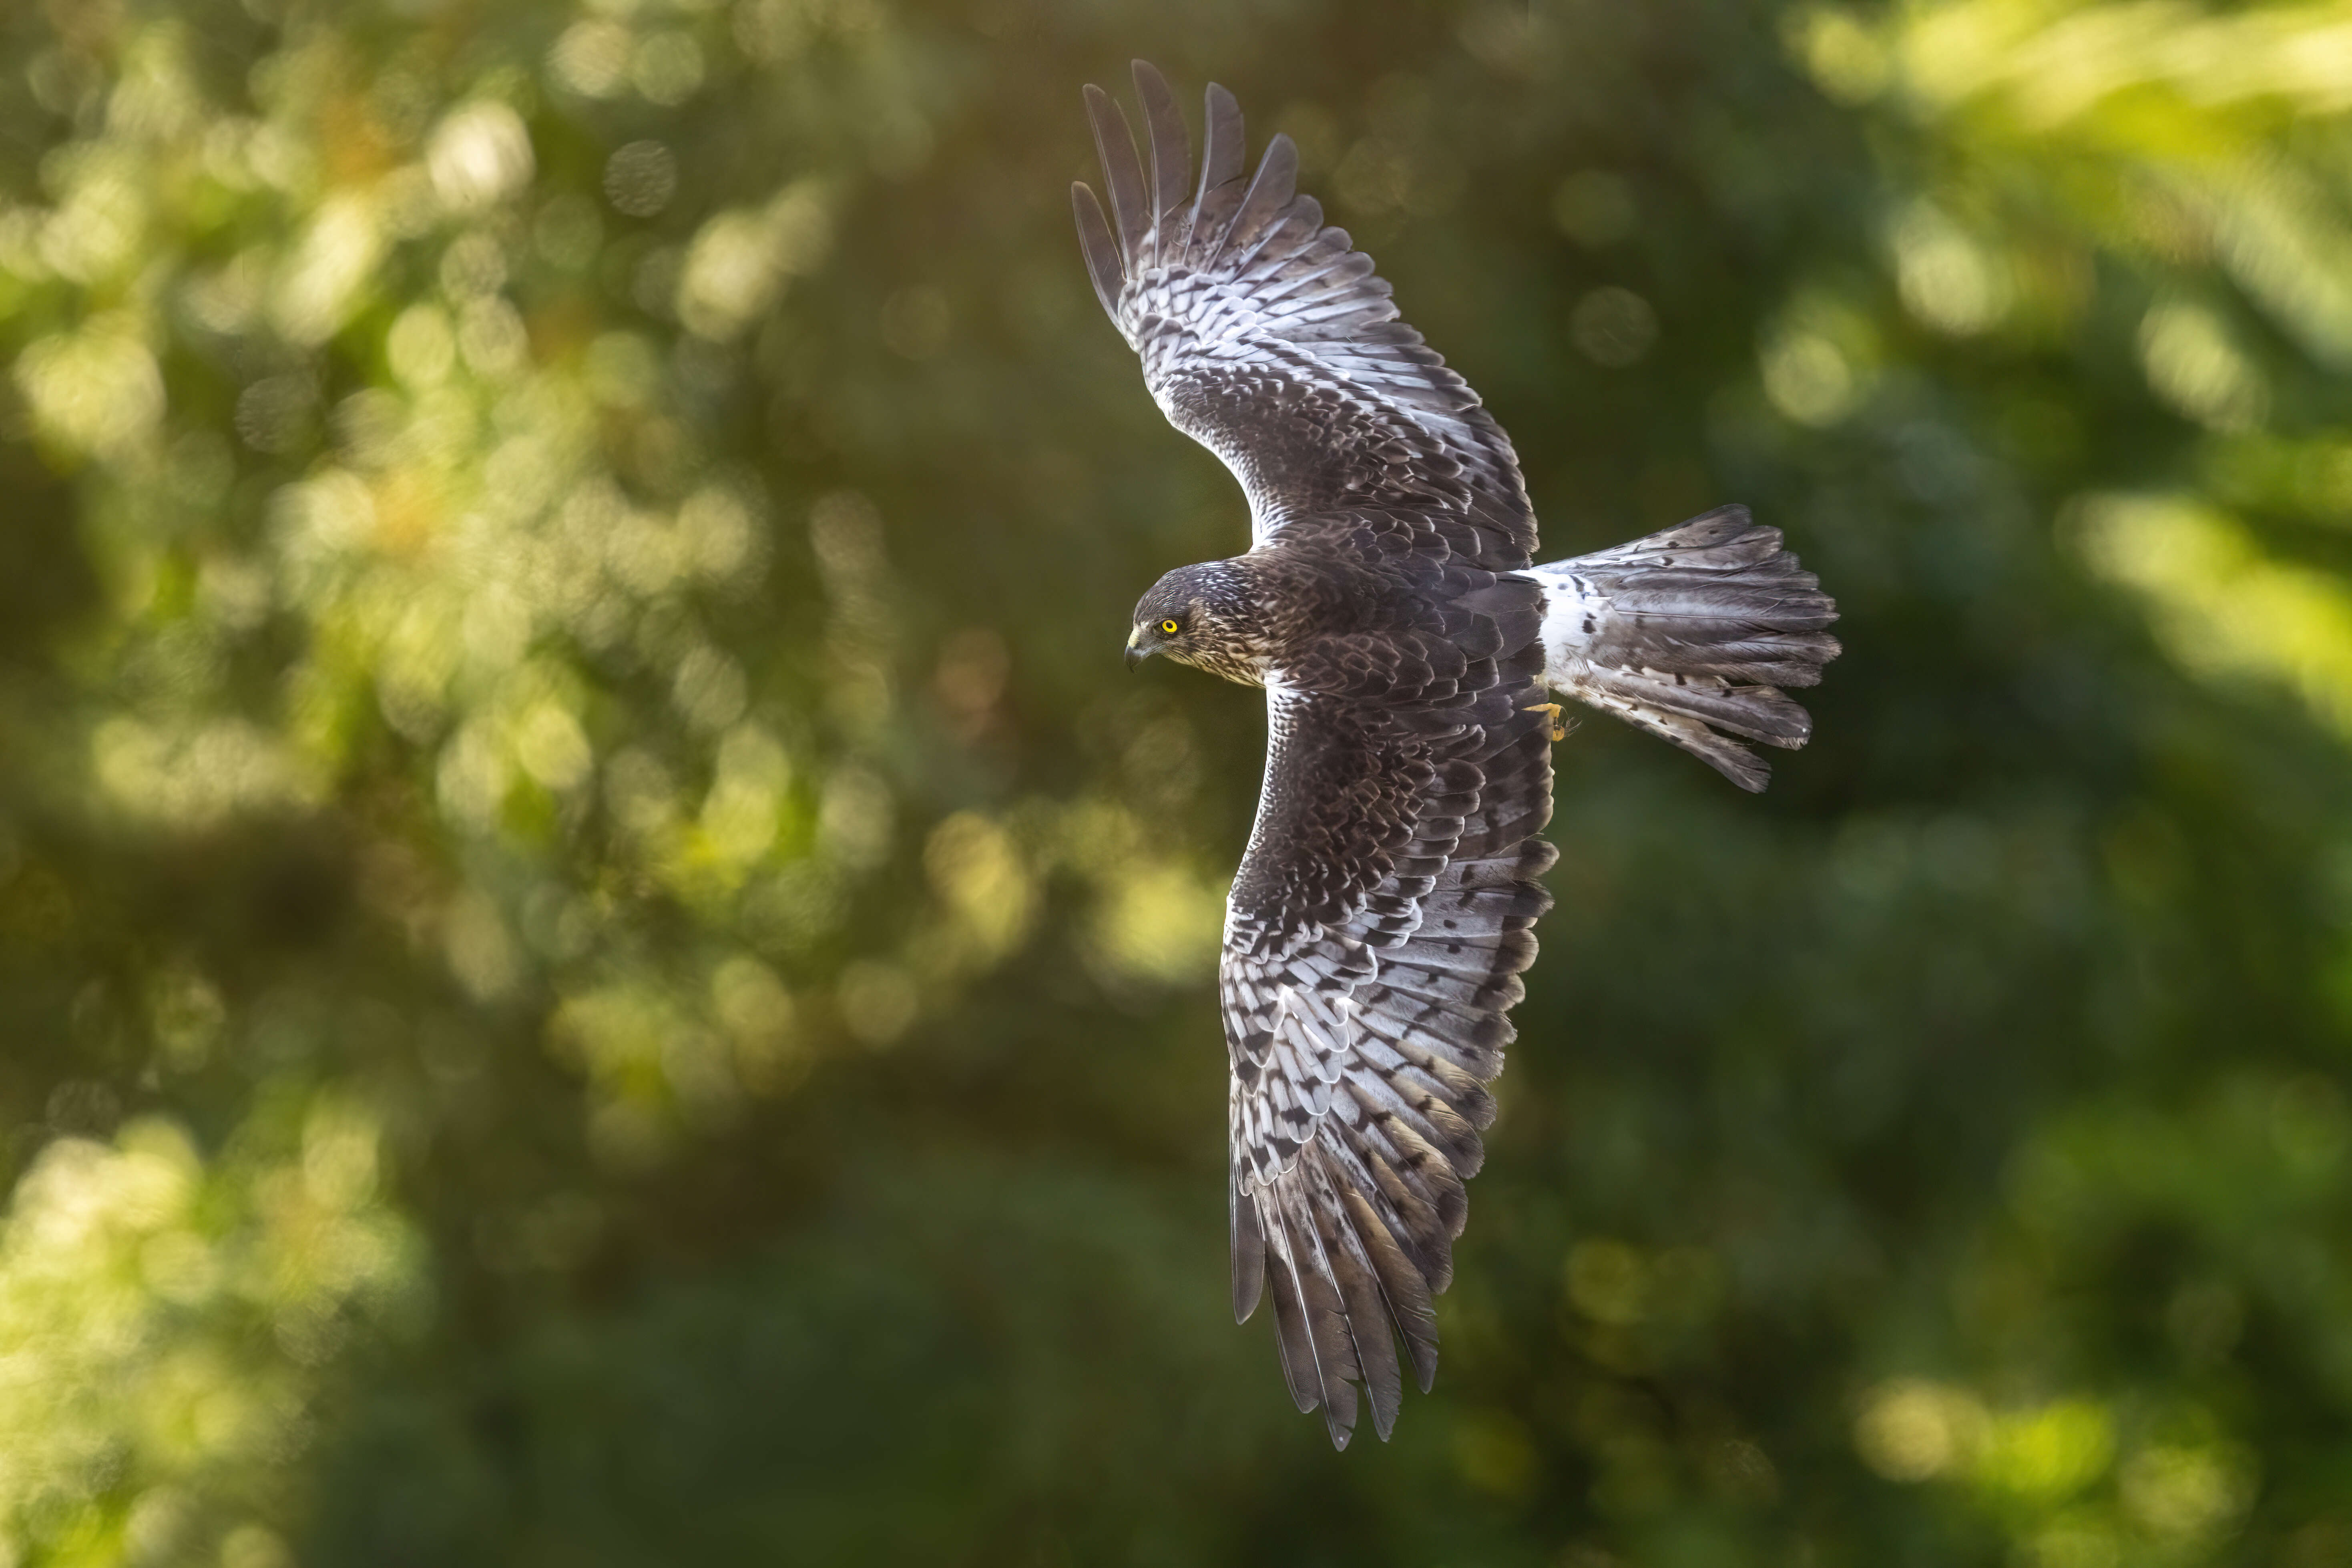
1075, 66, 1537, 560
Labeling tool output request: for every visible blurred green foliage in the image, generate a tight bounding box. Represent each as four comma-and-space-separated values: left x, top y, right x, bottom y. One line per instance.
4, 0, 2352, 1561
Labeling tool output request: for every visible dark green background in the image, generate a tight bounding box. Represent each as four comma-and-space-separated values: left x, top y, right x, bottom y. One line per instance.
2, 0, 2350, 1562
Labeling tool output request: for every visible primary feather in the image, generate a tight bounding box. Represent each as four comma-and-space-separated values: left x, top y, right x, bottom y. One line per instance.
1078, 62, 1839, 1448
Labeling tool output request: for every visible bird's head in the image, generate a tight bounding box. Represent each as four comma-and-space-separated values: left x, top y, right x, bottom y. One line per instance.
1125, 561, 1266, 684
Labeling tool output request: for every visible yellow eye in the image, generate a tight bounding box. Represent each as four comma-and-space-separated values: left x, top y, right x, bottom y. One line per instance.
1159, 619, 1180, 636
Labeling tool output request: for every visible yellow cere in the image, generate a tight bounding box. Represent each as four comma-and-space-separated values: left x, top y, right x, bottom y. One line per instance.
0, 0, 2349, 1558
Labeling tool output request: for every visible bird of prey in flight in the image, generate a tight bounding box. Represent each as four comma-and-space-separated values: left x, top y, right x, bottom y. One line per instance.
1075, 62, 1840, 1448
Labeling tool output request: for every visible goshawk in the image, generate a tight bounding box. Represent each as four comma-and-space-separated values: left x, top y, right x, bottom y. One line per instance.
1075, 62, 1840, 1447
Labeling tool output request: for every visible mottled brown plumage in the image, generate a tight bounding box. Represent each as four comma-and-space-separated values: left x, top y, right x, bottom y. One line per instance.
1081, 62, 1838, 1447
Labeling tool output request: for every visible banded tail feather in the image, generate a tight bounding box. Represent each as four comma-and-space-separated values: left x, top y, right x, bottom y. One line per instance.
1077, 64, 1846, 1450
1531, 506, 1841, 791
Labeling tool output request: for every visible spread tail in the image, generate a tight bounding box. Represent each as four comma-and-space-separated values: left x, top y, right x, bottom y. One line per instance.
1531, 505, 1841, 792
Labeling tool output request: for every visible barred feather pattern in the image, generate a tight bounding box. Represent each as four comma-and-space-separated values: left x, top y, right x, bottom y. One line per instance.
1079, 62, 1562, 1451
1073, 61, 1533, 563
1222, 677, 1554, 1449
1533, 506, 1843, 792
1075, 64, 1837, 1450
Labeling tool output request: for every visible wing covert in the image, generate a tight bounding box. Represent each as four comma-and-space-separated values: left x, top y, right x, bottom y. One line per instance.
1074, 63, 1535, 568
1221, 681, 1555, 1447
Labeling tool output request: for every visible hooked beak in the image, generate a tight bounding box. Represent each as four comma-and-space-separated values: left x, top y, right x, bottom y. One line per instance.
1123, 631, 1148, 672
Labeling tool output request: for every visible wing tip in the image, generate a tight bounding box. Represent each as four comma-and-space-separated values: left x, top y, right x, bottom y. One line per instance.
1070, 181, 1125, 321
1232, 1183, 1268, 1323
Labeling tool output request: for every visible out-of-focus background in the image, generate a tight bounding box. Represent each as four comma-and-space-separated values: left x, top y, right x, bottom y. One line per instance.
4, 0, 2352, 1560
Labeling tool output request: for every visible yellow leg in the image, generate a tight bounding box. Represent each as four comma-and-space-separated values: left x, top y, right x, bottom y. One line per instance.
1523, 701, 1568, 743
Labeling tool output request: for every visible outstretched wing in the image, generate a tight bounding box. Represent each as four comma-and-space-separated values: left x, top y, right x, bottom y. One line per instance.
1074, 62, 1533, 567
1077, 62, 1558, 1445
1223, 676, 1555, 1448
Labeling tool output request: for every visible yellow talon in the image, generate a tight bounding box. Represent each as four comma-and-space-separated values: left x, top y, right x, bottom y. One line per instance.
1524, 701, 1568, 743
